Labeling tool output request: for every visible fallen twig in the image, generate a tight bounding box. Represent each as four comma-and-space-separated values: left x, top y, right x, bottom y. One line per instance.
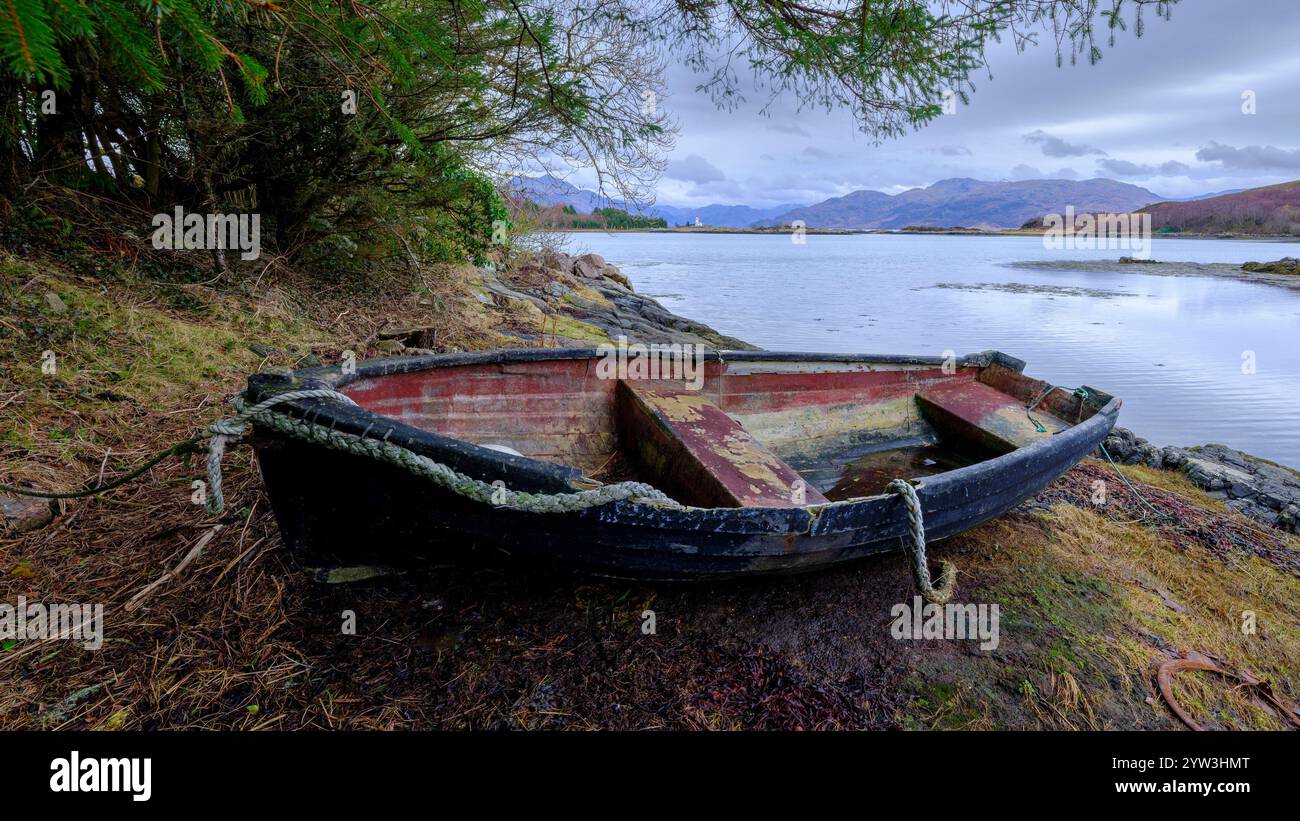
125, 524, 225, 612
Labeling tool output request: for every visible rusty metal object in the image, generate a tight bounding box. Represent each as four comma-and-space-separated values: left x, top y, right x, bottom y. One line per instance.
1157, 654, 1300, 730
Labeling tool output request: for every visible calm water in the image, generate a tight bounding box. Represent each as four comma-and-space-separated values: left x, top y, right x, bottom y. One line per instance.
566, 232, 1300, 467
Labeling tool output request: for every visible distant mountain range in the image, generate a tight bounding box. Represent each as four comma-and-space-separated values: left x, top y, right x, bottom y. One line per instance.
505, 175, 802, 227
1139, 180, 1300, 236
507, 174, 1278, 232
757, 178, 1168, 230
654, 202, 808, 227
1169, 188, 1245, 202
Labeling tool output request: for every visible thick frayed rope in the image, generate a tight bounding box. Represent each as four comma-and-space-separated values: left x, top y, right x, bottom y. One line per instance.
886, 478, 957, 605
206, 389, 358, 515
205, 389, 680, 515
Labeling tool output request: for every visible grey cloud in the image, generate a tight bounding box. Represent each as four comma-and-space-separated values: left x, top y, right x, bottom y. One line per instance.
801, 146, 834, 161
1097, 158, 1191, 177
1010, 164, 1043, 180
647, 2, 1300, 207
1023, 130, 1107, 158
1097, 159, 1146, 176
1195, 141, 1300, 170
1053, 167, 1080, 179
664, 154, 726, 183
766, 123, 811, 136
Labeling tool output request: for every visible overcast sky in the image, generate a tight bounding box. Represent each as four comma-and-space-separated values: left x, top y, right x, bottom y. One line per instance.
571, 0, 1300, 208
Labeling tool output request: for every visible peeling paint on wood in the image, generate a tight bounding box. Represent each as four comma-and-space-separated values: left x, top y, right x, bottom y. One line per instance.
248, 348, 1120, 579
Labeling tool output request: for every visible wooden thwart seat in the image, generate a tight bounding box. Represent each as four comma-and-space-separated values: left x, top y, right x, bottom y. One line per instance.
616, 382, 827, 508
916, 380, 1069, 452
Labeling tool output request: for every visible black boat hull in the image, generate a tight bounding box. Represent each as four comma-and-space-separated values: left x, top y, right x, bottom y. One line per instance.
247, 349, 1120, 580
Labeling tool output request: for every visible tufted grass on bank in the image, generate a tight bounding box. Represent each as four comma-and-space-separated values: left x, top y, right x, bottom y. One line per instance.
1, 248, 1297, 731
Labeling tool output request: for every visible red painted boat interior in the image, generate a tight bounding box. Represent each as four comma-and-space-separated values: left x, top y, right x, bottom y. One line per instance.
341, 357, 1099, 507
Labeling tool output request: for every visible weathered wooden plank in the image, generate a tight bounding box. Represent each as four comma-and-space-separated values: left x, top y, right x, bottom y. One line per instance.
616, 382, 828, 508
917, 380, 1069, 452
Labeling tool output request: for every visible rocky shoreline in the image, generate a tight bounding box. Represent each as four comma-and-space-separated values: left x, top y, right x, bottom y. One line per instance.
1100, 427, 1300, 534
481, 250, 755, 349
1007, 257, 1300, 292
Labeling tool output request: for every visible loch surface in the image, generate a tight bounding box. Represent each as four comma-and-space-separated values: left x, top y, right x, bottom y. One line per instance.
568, 232, 1300, 467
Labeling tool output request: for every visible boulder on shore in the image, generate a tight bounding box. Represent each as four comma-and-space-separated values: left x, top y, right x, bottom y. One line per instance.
1241, 257, 1300, 275
1097, 427, 1300, 533
486, 255, 755, 351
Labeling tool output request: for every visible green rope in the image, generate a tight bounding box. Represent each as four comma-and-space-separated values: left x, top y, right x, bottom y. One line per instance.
1025, 386, 1171, 522
1098, 441, 1174, 521
1026, 384, 1090, 433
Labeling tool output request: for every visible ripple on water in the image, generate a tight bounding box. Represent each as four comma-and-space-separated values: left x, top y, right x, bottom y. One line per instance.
567, 232, 1300, 466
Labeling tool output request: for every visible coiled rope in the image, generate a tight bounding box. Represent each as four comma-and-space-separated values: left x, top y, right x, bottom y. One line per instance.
886, 478, 957, 604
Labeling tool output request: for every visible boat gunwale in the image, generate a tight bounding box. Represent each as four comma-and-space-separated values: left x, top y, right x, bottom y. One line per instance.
244, 347, 1119, 530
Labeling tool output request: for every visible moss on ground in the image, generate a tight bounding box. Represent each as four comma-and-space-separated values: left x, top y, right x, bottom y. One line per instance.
891, 500, 1299, 730
544, 314, 612, 344
1, 249, 1297, 730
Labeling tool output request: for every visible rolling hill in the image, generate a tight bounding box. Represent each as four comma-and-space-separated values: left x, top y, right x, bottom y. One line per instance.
758, 178, 1167, 230
1139, 180, 1300, 236
505, 175, 803, 227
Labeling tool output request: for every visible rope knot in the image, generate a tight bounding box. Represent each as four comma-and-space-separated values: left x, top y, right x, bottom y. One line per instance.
208, 419, 247, 437
206, 388, 360, 515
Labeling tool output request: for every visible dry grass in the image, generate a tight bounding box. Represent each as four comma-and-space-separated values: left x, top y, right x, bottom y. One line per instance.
934, 462, 1300, 730
0, 247, 546, 729
1, 249, 1297, 731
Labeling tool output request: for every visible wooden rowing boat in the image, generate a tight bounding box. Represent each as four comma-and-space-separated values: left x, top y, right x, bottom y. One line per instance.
246, 348, 1119, 579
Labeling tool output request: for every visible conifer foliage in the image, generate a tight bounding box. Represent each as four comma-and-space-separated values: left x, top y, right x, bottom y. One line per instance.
0, 1, 1175, 265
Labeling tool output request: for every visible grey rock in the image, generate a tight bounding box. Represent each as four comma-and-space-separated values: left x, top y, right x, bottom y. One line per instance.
1227, 499, 1278, 525
1256, 483, 1289, 510
1, 494, 54, 534
1097, 427, 1300, 534
572, 253, 608, 279
1099, 427, 1158, 465
1226, 481, 1251, 499
44, 291, 68, 313
1161, 447, 1189, 469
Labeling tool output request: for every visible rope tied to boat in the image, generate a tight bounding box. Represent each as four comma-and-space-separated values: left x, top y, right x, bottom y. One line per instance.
205, 389, 681, 516
886, 479, 957, 605
205, 388, 361, 515
1026, 384, 1091, 433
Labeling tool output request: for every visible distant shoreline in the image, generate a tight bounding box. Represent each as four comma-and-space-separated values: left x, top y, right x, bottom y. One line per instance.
562, 226, 1300, 241
562, 226, 871, 236
1007, 258, 1300, 292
